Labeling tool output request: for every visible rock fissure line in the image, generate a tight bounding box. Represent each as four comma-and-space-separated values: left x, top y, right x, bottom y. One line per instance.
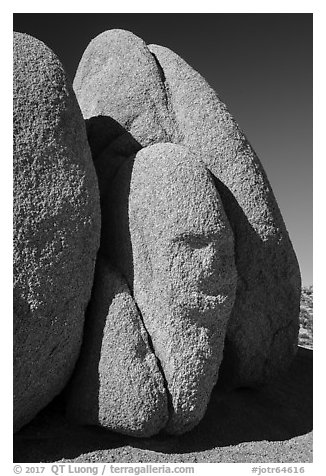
132, 299, 173, 419
150, 50, 182, 143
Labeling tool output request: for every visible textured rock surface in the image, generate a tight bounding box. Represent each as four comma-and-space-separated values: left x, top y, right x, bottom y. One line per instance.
66, 255, 168, 437
148, 44, 301, 387
13, 32, 101, 432
73, 29, 175, 147
103, 143, 237, 434
74, 27, 300, 390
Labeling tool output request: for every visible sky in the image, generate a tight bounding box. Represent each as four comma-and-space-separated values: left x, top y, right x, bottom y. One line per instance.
13, 13, 313, 285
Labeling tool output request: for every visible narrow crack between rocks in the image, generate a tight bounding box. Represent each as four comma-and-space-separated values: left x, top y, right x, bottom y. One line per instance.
133, 299, 173, 421
149, 49, 183, 144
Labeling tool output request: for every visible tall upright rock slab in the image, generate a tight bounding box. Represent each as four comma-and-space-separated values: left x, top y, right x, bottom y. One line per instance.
103, 143, 237, 434
148, 44, 301, 386
13, 32, 101, 432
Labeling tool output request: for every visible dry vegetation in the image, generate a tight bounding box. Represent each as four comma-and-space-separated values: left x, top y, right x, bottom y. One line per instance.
299, 286, 313, 349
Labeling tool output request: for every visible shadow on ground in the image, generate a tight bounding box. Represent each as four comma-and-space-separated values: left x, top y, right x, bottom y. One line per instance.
13, 347, 312, 463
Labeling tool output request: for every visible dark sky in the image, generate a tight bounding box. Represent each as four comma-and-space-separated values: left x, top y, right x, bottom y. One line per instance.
13, 13, 313, 285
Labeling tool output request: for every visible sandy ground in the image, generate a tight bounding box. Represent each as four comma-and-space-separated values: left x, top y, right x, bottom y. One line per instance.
14, 346, 312, 463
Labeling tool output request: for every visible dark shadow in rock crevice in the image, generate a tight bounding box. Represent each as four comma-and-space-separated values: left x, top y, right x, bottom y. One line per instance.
85, 115, 141, 161
83, 114, 141, 290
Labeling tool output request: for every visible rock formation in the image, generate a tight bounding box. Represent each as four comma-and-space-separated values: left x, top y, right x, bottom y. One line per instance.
103, 143, 237, 434
13, 32, 101, 432
73, 29, 175, 147
148, 44, 301, 387
73, 29, 301, 391
66, 255, 168, 437
14, 27, 301, 437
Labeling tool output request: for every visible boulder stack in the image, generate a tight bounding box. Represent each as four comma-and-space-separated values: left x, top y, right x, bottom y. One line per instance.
73, 29, 301, 392
14, 28, 301, 437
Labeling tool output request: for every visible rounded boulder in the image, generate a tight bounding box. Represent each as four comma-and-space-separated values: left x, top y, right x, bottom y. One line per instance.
13, 32, 101, 432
